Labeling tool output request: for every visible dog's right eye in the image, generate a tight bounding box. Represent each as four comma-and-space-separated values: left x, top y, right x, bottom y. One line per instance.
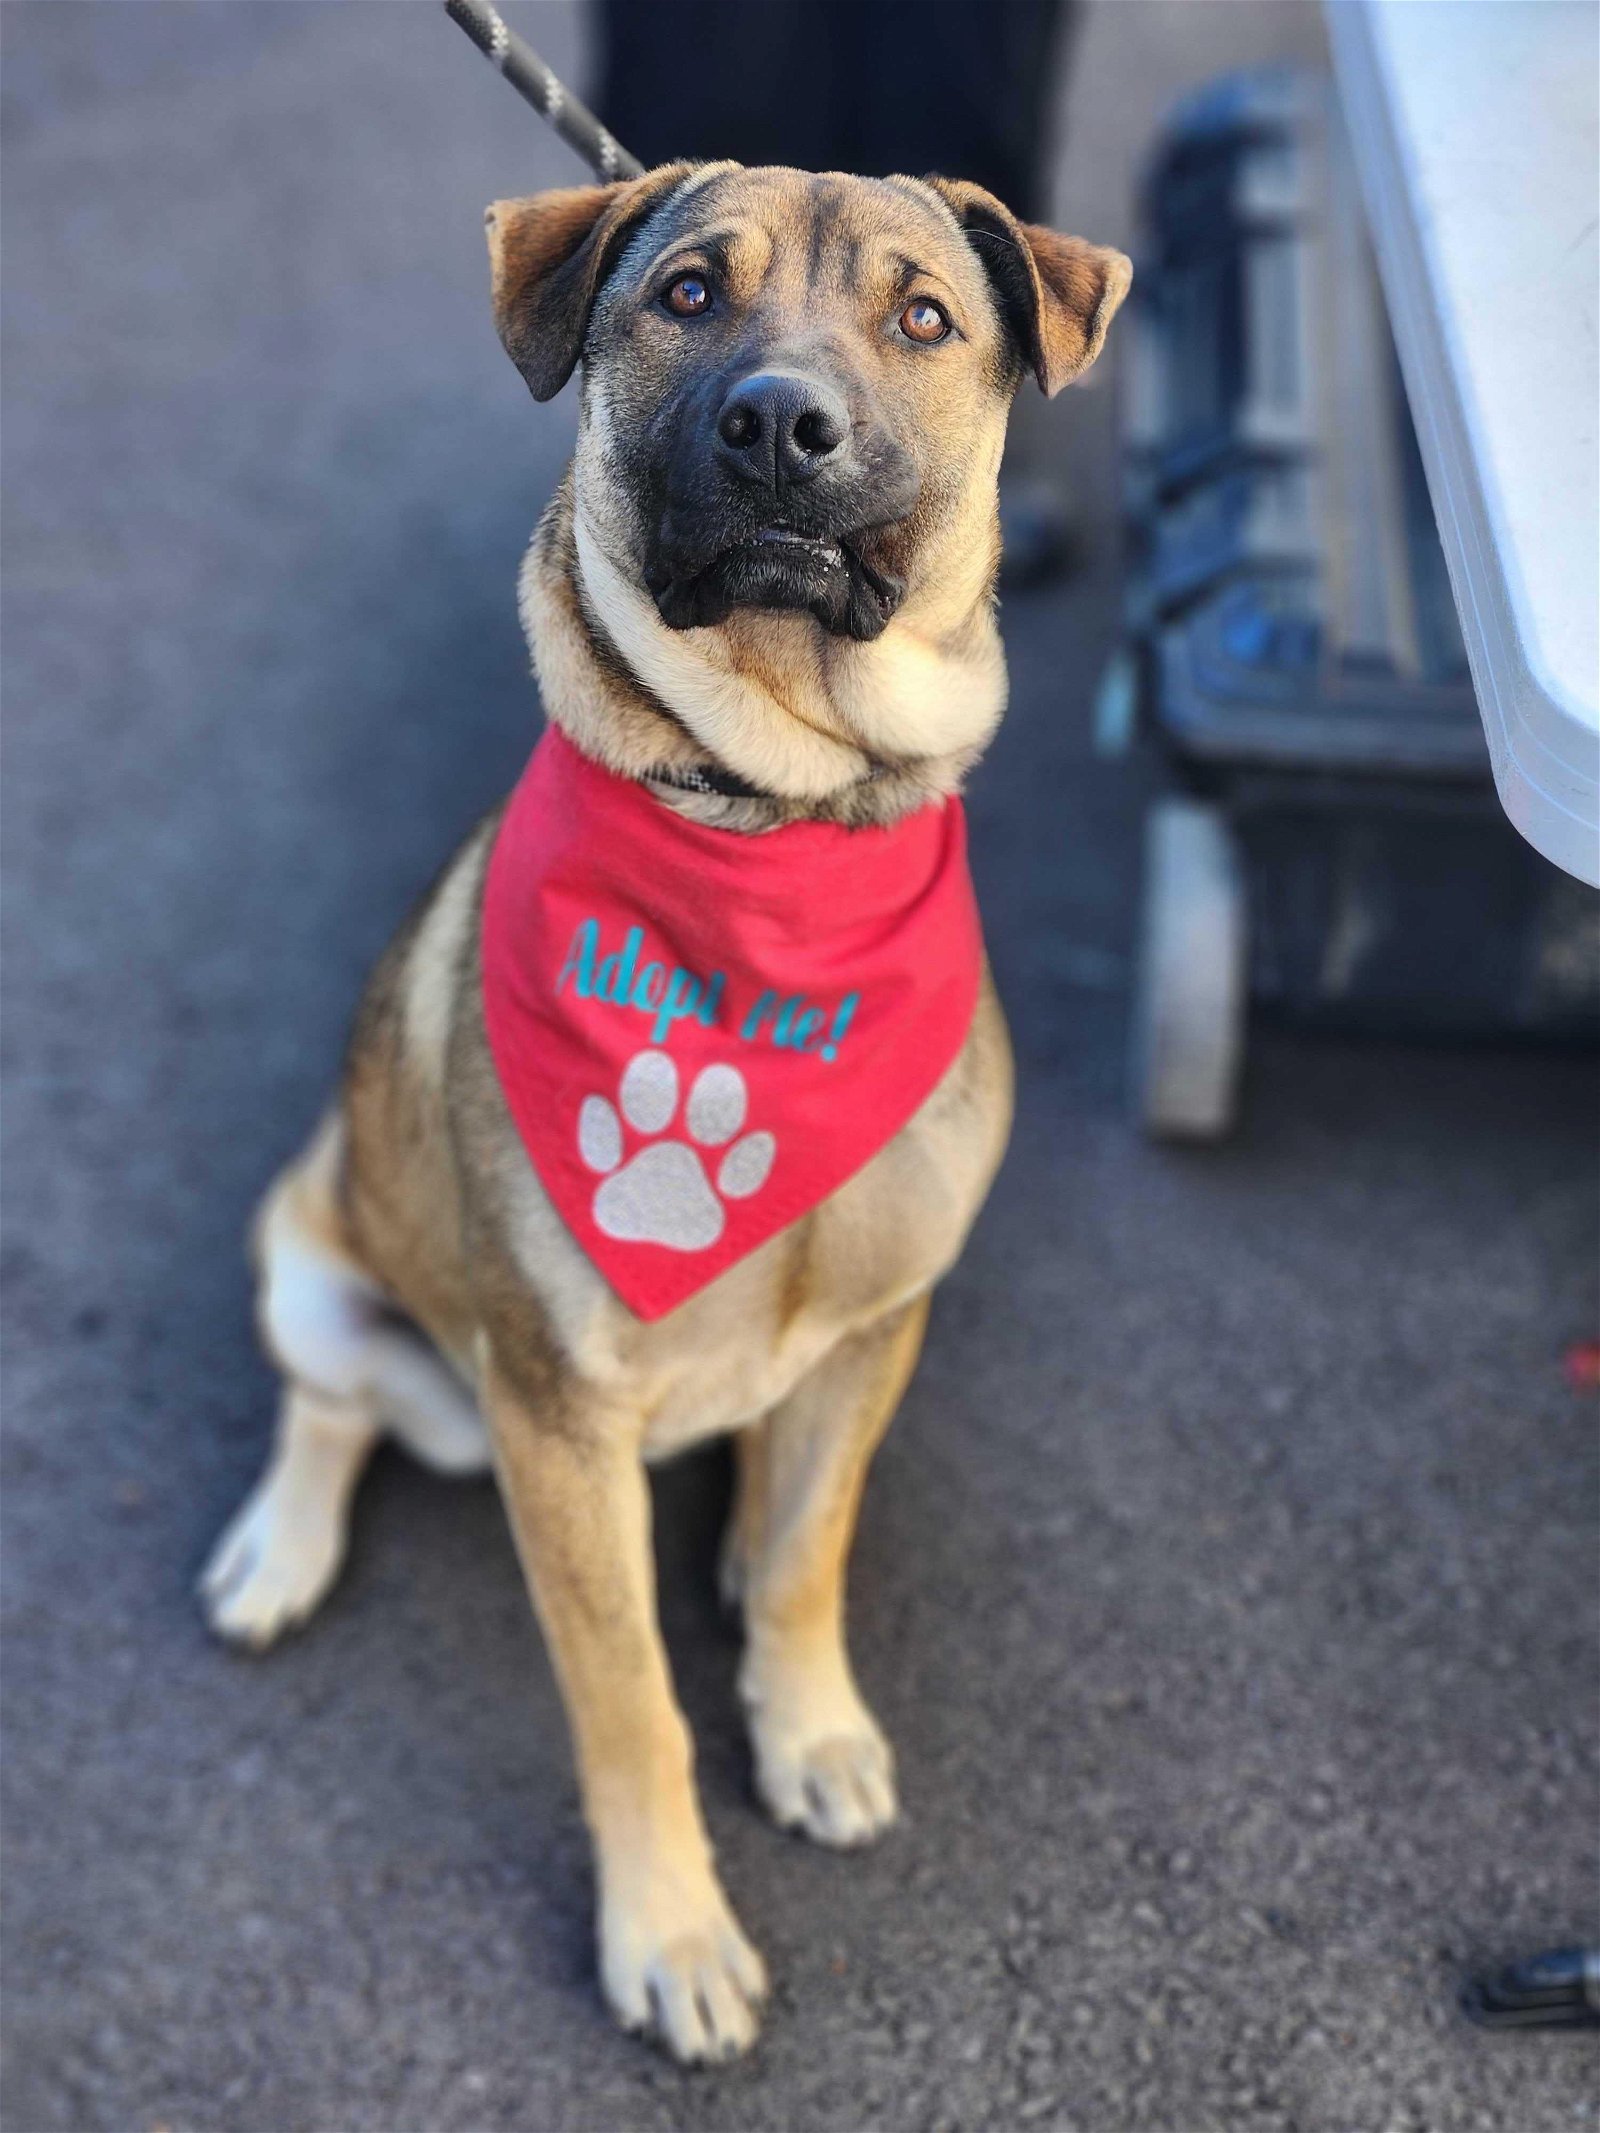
662, 275, 713, 318
899, 297, 951, 344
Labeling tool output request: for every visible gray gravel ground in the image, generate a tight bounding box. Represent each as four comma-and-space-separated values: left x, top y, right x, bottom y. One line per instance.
4, 5, 1597, 2130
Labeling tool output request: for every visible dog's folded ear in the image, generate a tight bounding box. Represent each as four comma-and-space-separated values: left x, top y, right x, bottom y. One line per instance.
486, 162, 696, 401
925, 177, 1132, 398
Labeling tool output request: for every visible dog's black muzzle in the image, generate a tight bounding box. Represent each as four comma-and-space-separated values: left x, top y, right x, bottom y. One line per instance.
642, 361, 918, 642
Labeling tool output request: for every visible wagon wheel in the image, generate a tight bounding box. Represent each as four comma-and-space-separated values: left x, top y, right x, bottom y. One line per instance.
1130, 797, 1247, 1140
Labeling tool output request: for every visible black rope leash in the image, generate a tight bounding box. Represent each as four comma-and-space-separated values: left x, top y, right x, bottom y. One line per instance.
443, 0, 643, 183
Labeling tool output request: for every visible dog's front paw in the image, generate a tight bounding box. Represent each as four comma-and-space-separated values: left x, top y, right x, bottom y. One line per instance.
198, 1468, 349, 1650
601, 1888, 768, 2064
747, 1679, 898, 1848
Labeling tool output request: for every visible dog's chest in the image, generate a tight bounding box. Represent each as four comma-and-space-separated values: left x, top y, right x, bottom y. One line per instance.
637, 1313, 844, 1462
621, 1095, 998, 1461
485, 979, 1010, 1460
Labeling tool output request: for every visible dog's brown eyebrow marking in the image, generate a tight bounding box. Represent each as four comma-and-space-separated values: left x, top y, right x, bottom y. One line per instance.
636, 224, 741, 287
888, 254, 950, 299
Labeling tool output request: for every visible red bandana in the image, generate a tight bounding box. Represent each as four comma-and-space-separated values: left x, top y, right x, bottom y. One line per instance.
480, 725, 982, 1320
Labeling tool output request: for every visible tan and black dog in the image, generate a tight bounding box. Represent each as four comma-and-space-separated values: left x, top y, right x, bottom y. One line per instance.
200, 162, 1128, 2062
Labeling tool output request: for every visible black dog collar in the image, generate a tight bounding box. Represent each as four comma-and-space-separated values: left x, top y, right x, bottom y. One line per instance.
648, 756, 892, 805
648, 760, 770, 802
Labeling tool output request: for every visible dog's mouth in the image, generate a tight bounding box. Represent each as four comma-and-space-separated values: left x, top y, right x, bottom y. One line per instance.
753, 524, 862, 564
646, 523, 906, 642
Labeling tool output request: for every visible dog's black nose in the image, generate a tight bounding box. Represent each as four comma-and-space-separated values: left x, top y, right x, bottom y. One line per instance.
715, 371, 849, 488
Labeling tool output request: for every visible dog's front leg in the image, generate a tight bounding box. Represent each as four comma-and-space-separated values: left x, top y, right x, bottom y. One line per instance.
737, 1294, 930, 1848
482, 1361, 767, 2063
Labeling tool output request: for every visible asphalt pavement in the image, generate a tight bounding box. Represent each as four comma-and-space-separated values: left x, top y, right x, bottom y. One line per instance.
3, 6, 1596, 2130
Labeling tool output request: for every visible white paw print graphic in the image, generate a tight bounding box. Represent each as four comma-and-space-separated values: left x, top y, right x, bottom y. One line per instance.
579, 1050, 776, 1251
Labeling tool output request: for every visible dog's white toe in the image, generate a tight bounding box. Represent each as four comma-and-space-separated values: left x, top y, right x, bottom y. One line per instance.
200, 1389, 378, 1649
753, 1714, 898, 1848
603, 1903, 768, 2064
199, 1471, 349, 1650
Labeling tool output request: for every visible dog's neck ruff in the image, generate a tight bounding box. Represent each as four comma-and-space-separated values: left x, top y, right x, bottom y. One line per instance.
481, 724, 983, 1319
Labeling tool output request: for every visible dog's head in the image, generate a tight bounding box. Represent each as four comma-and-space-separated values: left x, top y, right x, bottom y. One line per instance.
486, 164, 1129, 644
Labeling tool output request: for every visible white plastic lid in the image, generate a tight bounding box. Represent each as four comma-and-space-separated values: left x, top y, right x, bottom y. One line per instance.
1328, 0, 1599, 885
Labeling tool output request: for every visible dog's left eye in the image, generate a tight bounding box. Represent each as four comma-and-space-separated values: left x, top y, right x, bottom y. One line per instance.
899, 298, 951, 344
662, 275, 713, 318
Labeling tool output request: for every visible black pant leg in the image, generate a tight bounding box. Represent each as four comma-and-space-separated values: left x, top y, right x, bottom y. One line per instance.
596, 0, 1072, 218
